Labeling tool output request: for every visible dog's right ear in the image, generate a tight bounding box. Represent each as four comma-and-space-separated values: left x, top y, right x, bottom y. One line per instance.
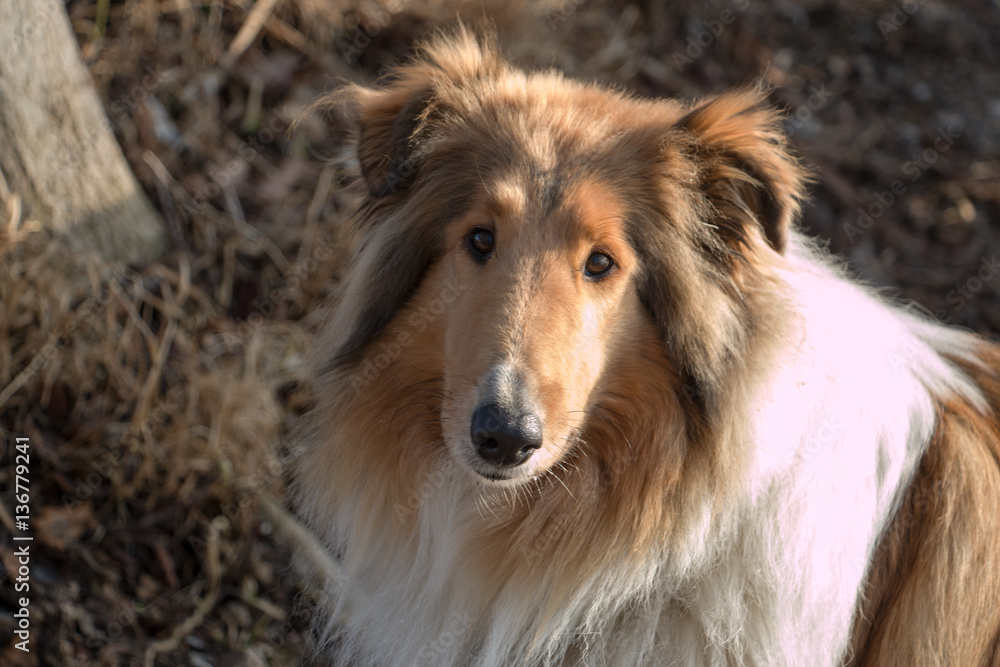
326, 26, 500, 198
349, 81, 434, 198
314, 74, 435, 199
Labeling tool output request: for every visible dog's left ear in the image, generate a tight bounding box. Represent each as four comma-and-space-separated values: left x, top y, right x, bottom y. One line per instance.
678, 86, 807, 253
630, 89, 808, 416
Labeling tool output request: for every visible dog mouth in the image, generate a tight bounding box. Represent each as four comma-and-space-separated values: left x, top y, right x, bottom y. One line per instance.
462, 454, 541, 485
473, 468, 515, 483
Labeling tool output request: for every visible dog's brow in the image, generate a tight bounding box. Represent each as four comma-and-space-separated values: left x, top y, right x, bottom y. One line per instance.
530, 166, 565, 217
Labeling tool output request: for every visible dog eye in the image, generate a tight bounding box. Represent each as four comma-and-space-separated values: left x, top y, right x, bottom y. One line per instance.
585, 252, 613, 278
467, 228, 495, 259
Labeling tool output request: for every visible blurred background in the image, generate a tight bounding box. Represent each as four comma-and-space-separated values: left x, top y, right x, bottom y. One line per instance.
1, 0, 998, 664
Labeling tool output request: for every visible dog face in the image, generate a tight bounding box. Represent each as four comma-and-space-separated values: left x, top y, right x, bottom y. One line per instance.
321, 29, 806, 486
436, 176, 643, 482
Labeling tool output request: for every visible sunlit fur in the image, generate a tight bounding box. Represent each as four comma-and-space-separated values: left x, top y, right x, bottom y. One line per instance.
291, 28, 1000, 667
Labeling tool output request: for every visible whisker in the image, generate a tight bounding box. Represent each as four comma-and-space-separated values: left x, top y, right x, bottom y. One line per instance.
547, 466, 577, 501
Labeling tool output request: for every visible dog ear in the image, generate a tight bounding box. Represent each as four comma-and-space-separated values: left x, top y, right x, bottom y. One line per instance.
627, 89, 807, 417
350, 81, 434, 198
328, 26, 501, 199
678, 86, 807, 253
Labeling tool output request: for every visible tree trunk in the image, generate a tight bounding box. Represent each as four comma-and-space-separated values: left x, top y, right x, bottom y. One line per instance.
0, 0, 166, 266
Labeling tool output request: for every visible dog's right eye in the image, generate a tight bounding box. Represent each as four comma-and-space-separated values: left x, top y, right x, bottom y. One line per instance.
467, 228, 495, 260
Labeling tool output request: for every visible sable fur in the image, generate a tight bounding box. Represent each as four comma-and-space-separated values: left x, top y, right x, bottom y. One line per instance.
291, 27, 1000, 667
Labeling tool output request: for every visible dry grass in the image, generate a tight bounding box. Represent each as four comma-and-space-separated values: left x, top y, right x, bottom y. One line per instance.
1, 0, 997, 664
0, 189, 326, 665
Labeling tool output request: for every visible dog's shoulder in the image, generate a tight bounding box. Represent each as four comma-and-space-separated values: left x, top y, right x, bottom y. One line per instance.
849, 337, 1000, 666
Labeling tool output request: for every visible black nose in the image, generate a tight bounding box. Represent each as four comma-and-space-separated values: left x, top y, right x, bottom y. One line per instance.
470, 403, 543, 468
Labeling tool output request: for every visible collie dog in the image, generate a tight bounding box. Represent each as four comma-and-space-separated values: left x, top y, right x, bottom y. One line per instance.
292, 28, 1000, 666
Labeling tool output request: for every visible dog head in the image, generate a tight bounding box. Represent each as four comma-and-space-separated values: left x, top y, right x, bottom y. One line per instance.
319, 28, 806, 485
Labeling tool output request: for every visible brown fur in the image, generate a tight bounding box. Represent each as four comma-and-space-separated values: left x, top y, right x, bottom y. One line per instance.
848, 344, 1000, 666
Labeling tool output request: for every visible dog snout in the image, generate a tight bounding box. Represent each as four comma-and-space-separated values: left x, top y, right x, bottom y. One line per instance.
470, 403, 543, 468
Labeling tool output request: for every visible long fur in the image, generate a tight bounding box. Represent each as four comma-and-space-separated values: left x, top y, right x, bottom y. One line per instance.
291, 28, 1000, 667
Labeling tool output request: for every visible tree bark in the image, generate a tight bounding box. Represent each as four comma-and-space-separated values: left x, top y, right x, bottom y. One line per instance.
0, 0, 166, 266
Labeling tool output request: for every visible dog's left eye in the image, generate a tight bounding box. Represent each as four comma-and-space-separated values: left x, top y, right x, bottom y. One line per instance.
467, 228, 495, 259
585, 252, 613, 278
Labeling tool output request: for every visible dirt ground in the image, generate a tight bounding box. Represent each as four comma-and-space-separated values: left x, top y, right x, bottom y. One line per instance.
1, 0, 998, 665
